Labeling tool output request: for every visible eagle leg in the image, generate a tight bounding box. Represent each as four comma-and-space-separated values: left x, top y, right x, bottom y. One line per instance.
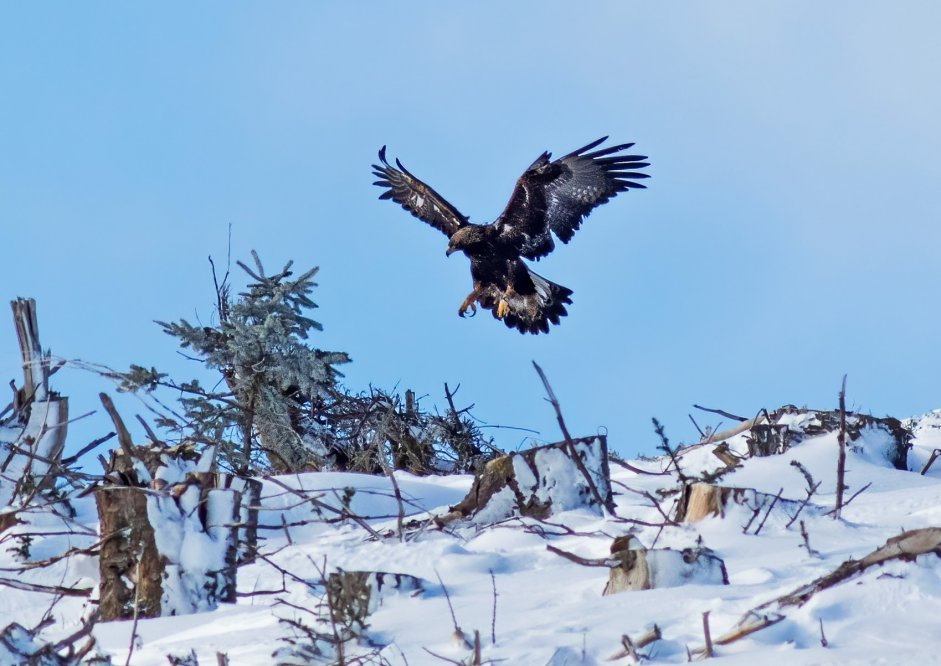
495, 299, 510, 319
458, 291, 479, 318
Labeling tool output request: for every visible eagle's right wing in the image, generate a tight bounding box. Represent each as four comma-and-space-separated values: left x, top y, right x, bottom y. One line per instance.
372, 147, 468, 238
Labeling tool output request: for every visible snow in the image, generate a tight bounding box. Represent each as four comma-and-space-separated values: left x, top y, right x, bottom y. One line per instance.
2, 412, 941, 664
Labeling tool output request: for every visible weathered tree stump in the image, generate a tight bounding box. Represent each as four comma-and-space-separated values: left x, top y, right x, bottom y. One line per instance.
603, 537, 728, 595
95, 396, 258, 621
673, 482, 816, 533
674, 483, 738, 522
96, 486, 164, 620
440, 435, 613, 525
96, 474, 242, 620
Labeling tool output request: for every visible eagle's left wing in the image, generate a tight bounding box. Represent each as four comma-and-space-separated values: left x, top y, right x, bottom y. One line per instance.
372, 146, 468, 238
494, 137, 649, 260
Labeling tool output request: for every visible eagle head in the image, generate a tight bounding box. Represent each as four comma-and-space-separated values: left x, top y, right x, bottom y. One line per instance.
446, 226, 487, 257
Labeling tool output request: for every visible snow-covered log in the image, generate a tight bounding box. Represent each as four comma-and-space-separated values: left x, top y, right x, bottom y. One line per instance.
603, 537, 727, 594
441, 435, 613, 525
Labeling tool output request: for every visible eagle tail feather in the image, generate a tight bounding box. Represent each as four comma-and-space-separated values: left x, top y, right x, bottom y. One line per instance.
498, 269, 573, 335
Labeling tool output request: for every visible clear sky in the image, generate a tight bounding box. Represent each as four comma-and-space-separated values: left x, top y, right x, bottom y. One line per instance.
2, 3, 940, 461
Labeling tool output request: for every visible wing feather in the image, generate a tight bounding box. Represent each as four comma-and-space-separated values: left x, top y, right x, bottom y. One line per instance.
494, 137, 649, 259
372, 146, 468, 238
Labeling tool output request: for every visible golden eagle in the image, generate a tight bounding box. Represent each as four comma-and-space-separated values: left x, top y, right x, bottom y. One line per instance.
372, 137, 649, 334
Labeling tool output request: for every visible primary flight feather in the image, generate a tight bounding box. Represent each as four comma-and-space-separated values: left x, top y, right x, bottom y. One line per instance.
372, 137, 649, 334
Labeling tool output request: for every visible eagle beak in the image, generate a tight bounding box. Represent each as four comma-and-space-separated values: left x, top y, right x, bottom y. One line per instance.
445, 247, 455, 257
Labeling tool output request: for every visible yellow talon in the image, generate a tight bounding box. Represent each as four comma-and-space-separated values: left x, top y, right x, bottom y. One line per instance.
496, 299, 510, 319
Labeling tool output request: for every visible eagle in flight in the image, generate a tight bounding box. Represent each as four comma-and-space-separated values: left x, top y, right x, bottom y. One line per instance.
372, 137, 649, 334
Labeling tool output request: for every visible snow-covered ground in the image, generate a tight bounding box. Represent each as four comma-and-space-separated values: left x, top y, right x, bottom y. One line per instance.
2, 411, 941, 664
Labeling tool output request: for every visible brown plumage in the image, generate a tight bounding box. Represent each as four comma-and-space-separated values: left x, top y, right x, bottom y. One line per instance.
372, 137, 649, 334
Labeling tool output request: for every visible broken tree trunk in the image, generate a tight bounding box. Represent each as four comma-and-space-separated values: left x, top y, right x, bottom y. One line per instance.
0, 298, 69, 520
438, 435, 613, 525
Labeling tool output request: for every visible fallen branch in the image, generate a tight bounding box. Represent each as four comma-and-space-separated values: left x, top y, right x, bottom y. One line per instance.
0, 576, 92, 597
546, 544, 618, 568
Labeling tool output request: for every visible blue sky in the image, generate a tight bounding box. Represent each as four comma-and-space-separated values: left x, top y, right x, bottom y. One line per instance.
2, 3, 940, 460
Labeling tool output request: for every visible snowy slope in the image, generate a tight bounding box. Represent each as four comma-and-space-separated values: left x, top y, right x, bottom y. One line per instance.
2, 412, 941, 665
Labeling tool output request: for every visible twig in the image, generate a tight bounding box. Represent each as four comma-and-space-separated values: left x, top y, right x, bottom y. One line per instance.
435, 570, 460, 636
824, 482, 872, 516
652, 418, 687, 483
608, 456, 672, 476
693, 404, 747, 422
920, 449, 941, 475
532, 361, 613, 513
715, 613, 784, 647
60, 432, 116, 467
374, 414, 406, 541
489, 569, 497, 646
0, 577, 92, 596
785, 481, 821, 529
753, 487, 784, 536
135, 414, 162, 445
701, 611, 714, 659
818, 618, 828, 647
741, 503, 764, 535
124, 557, 143, 666
799, 520, 820, 557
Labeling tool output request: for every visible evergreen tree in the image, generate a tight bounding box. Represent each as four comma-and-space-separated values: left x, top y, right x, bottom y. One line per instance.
122, 251, 349, 474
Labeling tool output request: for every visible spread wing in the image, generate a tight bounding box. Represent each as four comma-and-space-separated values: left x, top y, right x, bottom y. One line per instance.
372, 146, 468, 238
494, 137, 649, 260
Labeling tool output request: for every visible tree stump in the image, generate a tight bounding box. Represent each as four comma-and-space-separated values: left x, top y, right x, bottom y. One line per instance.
440, 435, 613, 525
604, 538, 728, 595
96, 486, 164, 620
673, 482, 815, 531
95, 399, 258, 621
96, 476, 242, 620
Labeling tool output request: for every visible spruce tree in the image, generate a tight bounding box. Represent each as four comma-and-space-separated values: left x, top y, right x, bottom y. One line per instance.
122, 251, 350, 474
